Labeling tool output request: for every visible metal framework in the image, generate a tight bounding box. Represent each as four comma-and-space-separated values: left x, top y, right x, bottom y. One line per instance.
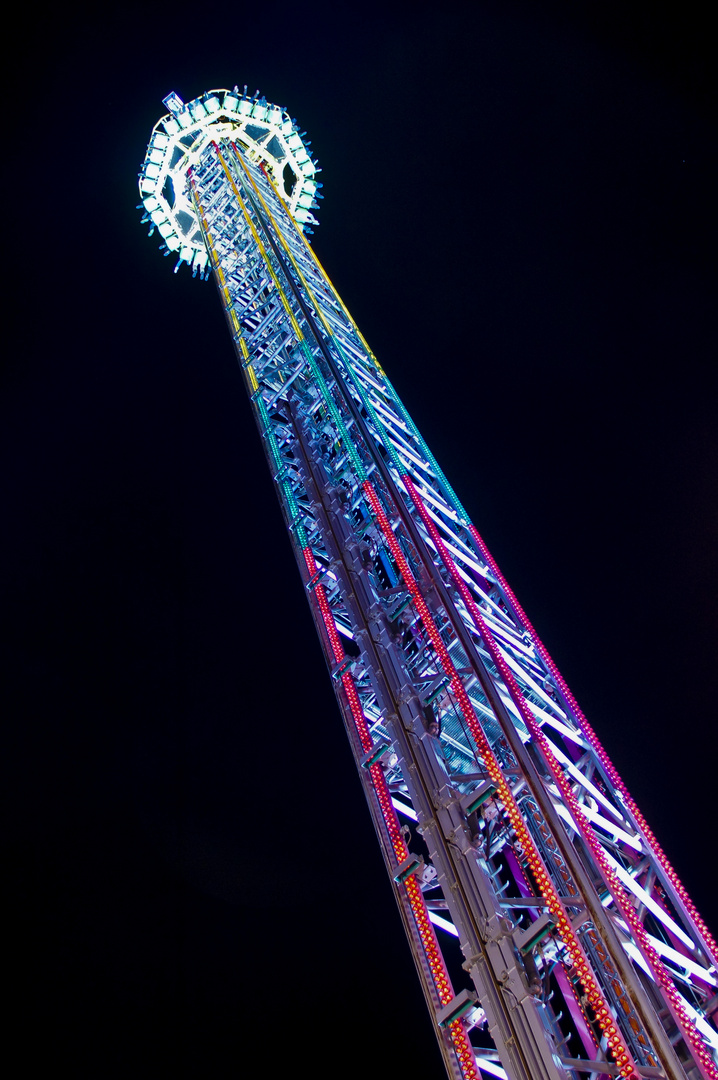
138, 89, 718, 1080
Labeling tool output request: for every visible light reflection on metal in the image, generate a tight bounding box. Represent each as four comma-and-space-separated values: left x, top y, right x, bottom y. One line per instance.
138, 88, 718, 1080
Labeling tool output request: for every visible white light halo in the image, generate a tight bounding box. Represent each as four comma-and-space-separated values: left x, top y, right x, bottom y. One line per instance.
139, 89, 320, 269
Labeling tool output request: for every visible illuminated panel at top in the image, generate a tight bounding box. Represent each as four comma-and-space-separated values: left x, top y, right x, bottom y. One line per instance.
138, 88, 322, 275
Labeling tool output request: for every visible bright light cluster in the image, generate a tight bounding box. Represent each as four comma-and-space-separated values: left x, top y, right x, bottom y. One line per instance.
139, 88, 322, 274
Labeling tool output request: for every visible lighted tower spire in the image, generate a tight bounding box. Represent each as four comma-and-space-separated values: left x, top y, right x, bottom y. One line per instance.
138, 88, 718, 1080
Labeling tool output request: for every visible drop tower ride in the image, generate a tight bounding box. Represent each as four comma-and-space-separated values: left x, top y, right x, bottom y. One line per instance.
138, 89, 718, 1080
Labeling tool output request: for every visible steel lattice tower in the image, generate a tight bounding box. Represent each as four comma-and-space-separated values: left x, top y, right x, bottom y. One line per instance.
138, 89, 718, 1080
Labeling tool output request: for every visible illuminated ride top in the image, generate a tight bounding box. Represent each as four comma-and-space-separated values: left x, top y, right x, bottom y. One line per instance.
139, 86, 321, 277
138, 89, 718, 1080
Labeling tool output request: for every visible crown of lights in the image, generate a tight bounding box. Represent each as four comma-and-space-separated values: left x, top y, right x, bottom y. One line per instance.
138, 88, 322, 276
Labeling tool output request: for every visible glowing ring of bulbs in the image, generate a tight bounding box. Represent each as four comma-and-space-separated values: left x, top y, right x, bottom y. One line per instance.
139, 89, 321, 272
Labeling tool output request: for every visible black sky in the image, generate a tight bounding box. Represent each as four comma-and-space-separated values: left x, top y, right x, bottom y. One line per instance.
4, 2, 717, 1075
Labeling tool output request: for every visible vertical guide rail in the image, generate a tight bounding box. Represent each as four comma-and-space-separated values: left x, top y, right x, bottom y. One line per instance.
173, 125, 717, 1080
231, 142, 717, 1079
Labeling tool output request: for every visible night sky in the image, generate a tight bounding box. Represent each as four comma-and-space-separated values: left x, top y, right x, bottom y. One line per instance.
4, 2, 716, 1075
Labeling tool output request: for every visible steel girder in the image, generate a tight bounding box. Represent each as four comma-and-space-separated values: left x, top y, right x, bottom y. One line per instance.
142, 114, 718, 1080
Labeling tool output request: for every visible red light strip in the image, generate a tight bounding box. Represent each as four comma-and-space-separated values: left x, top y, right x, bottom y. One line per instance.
300, 546, 479, 1079
362, 479, 642, 1080
402, 475, 717, 1079
465, 521, 718, 974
